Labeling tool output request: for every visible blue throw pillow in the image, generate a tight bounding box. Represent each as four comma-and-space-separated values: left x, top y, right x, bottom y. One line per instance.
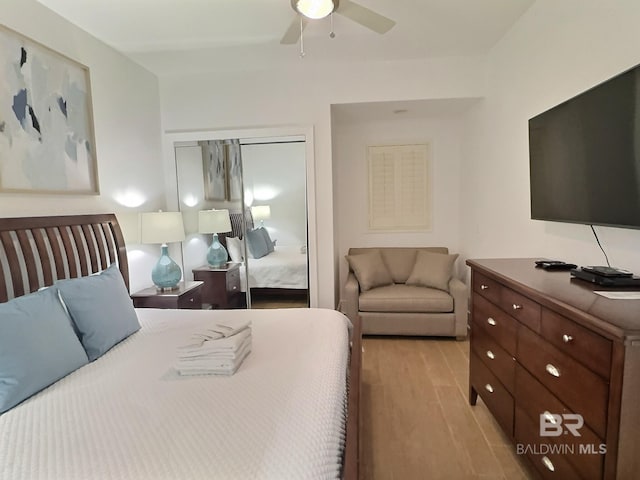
0, 288, 89, 414
246, 228, 269, 259
258, 227, 275, 254
56, 263, 140, 362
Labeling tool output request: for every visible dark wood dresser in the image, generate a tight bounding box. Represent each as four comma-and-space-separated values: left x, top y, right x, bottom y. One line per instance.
192, 263, 242, 309
467, 258, 640, 479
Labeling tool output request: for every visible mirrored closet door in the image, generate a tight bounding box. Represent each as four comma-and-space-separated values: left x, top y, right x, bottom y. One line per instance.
174, 136, 309, 309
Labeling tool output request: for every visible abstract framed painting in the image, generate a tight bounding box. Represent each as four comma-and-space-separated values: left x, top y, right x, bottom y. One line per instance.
0, 25, 99, 194
200, 140, 226, 201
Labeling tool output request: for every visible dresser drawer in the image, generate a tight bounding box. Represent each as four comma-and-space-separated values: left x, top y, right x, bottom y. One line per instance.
517, 325, 609, 438
501, 287, 541, 333
472, 323, 515, 393
473, 272, 541, 332
177, 287, 202, 309
515, 365, 605, 479
470, 352, 514, 437
226, 267, 240, 293
472, 294, 518, 356
515, 407, 585, 480
541, 308, 612, 380
473, 272, 502, 305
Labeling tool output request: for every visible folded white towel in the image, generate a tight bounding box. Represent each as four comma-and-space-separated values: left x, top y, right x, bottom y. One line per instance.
179, 319, 252, 351
177, 340, 252, 376
178, 335, 251, 361
179, 328, 251, 357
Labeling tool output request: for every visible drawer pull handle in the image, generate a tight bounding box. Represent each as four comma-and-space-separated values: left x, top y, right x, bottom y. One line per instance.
480, 284, 489, 290
543, 411, 558, 424
486, 350, 495, 360
545, 363, 561, 377
485, 384, 494, 393
541, 456, 555, 472
562, 334, 573, 343
232, 286, 237, 290
487, 317, 497, 326
512, 304, 522, 310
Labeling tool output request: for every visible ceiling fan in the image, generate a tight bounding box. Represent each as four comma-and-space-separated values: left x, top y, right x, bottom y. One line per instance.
280, 0, 396, 45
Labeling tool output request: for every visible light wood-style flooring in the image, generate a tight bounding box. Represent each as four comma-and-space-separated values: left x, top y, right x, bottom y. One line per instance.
359, 336, 536, 480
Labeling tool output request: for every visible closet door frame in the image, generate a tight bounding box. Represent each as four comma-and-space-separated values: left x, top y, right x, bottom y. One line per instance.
164, 125, 318, 308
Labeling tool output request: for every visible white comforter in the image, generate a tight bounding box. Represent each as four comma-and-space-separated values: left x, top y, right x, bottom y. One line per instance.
243, 246, 308, 291
0, 308, 350, 480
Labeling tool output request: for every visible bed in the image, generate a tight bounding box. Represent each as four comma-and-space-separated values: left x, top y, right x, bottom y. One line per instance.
0, 214, 360, 480
223, 211, 309, 299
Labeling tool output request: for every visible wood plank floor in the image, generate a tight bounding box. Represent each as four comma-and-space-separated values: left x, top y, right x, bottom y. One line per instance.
359, 336, 536, 480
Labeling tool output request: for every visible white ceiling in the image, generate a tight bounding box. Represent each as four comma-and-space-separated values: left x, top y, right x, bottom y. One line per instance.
36, 0, 535, 75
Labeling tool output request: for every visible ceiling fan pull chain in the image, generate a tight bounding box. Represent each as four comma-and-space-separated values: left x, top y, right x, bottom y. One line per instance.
329, 12, 335, 38
299, 15, 305, 58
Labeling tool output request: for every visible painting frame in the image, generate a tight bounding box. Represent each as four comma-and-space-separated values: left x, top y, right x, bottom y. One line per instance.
0, 24, 99, 195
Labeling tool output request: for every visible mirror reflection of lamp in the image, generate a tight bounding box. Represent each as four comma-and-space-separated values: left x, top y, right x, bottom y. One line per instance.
251, 205, 271, 227
198, 209, 232, 268
140, 211, 186, 290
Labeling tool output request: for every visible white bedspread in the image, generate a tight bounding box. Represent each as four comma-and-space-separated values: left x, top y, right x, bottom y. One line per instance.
243, 246, 308, 291
0, 308, 350, 480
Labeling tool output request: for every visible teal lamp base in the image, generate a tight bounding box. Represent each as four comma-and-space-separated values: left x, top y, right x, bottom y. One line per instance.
207, 233, 228, 268
152, 244, 182, 290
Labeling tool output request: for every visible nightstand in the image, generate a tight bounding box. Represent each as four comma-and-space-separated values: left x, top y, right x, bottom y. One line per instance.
192, 263, 243, 309
131, 281, 203, 309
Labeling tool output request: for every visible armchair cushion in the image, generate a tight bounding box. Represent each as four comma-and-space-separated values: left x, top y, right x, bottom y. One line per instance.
346, 250, 393, 291
359, 284, 453, 313
406, 251, 459, 291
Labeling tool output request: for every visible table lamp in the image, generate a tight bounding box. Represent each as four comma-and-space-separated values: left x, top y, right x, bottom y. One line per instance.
251, 205, 271, 227
140, 211, 185, 290
198, 209, 232, 268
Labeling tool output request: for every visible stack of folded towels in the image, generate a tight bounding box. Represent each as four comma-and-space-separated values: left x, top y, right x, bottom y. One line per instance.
176, 318, 252, 376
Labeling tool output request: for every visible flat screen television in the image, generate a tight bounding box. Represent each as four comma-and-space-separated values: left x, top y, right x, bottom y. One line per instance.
529, 64, 640, 230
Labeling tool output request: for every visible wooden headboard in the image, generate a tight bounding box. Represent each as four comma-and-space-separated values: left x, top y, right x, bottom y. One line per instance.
0, 214, 128, 302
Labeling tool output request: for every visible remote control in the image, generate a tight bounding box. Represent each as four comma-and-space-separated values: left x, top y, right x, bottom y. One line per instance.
534, 260, 577, 270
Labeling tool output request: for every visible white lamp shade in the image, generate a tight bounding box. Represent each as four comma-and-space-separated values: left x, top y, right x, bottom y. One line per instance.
251, 205, 271, 222
140, 212, 185, 244
198, 209, 232, 234
115, 212, 140, 244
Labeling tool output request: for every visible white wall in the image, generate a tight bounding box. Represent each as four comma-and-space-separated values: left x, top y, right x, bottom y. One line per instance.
461, 0, 640, 279
160, 57, 487, 307
333, 112, 469, 296
0, 0, 165, 292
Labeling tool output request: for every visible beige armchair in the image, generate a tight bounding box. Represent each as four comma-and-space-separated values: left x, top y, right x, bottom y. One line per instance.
343, 247, 467, 338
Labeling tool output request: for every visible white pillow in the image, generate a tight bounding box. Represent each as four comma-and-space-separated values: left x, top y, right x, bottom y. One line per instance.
226, 236, 244, 263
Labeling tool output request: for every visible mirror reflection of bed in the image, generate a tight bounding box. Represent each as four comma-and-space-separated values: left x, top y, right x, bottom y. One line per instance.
175, 136, 309, 309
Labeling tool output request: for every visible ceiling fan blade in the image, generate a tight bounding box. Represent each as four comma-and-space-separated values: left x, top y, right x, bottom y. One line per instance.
337, 0, 396, 34
280, 15, 308, 44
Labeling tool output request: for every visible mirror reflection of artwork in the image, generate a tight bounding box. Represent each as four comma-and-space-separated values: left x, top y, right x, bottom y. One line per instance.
226, 140, 242, 201
201, 140, 226, 201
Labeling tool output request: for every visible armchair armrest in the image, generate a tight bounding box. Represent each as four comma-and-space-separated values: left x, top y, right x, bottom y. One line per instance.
448, 277, 468, 339
343, 272, 360, 322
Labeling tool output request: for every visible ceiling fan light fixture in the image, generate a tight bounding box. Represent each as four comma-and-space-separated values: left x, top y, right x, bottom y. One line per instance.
294, 0, 336, 20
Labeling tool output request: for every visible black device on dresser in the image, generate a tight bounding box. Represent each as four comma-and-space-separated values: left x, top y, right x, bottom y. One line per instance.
570, 266, 640, 287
